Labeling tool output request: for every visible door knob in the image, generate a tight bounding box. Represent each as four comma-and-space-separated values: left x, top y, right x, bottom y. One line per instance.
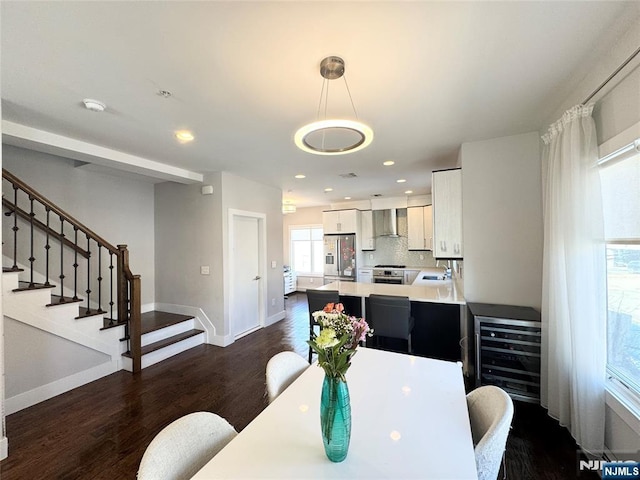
253, 275, 261, 280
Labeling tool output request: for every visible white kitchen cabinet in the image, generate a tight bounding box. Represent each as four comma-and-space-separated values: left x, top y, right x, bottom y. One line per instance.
323, 209, 360, 234
407, 205, 433, 251
403, 269, 420, 285
360, 210, 375, 250
283, 270, 297, 295
358, 268, 373, 283
432, 168, 463, 259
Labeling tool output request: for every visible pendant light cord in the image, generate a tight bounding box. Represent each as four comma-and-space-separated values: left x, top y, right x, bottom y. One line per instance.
343, 74, 359, 120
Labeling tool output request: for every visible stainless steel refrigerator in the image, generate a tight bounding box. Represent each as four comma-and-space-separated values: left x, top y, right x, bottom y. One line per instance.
323, 234, 357, 284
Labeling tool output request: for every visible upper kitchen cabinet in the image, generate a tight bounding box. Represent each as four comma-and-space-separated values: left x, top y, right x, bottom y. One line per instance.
407, 205, 433, 251
360, 210, 375, 250
323, 209, 360, 235
432, 168, 463, 259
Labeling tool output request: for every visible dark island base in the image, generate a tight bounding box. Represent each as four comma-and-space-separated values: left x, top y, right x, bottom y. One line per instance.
339, 295, 462, 362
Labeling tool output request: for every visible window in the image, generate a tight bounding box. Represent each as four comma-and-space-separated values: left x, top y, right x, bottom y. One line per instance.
600, 140, 640, 396
290, 226, 323, 275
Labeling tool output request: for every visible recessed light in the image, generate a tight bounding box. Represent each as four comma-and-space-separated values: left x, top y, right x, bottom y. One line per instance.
295, 174, 306, 179
344, 196, 351, 200
383, 160, 395, 166
324, 187, 333, 192
396, 179, 406, 183
405, 190, 413, 194
82, 98, 106, 112
175, 130, 195, 142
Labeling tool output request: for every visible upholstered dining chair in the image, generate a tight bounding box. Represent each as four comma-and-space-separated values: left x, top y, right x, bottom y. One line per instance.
466, 385, 514, 480
265, 351, 309, 403
137, 411, 237, 480
367, 294, 414, 353
306, 289, 340, 362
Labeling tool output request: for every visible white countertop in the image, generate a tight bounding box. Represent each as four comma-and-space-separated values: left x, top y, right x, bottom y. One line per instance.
192, 348, 477, 479
318, 279, 465, 305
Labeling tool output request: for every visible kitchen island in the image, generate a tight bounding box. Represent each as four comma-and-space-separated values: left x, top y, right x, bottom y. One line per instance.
317, 279, 467, 362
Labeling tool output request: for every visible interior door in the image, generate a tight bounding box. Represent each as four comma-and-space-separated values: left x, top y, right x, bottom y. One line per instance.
232, 215, 261, 338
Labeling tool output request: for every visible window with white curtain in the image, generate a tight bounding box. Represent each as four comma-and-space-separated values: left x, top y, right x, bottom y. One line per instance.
290, 226, 323, 275
599, 141, 640, 396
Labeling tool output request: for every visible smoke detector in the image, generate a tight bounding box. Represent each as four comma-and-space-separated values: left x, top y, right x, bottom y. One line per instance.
82, 99, 106, 112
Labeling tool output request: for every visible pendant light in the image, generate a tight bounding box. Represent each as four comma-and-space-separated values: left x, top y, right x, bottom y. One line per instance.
295, 56, 373, 155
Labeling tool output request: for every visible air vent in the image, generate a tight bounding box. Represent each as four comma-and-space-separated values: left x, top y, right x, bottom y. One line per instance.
339, 173, 358, 178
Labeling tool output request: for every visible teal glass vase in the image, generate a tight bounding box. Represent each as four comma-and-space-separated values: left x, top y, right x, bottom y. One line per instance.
320, 375, 351, 462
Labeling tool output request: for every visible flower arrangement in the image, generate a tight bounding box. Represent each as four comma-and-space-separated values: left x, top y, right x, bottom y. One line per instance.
308, 303, 372, 381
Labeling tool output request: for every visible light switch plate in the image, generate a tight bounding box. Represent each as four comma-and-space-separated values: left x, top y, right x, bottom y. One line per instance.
200, 266, 210, 275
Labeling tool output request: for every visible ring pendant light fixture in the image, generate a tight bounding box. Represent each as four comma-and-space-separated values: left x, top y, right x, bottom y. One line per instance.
294, 56, 373, 155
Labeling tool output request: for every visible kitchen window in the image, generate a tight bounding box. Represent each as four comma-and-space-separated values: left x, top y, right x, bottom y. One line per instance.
599, 139, 640, 399
290, 226, 323, 275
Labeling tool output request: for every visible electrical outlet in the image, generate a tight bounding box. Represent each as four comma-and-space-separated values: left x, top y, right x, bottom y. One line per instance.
271, 260, 277, 269
310, 278, 314, 283
369, 253, 374, 260
200, 266, 210, 275
271, 298, 275, 306
419, 254, 424, 260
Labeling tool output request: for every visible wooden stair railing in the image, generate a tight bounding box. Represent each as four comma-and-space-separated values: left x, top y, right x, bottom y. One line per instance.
2, 168, 142, 373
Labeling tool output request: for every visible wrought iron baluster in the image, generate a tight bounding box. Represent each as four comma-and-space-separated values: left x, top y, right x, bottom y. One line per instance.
73, 227, 79, 301
109, 252, 115, 325
28, 197, 36, 287
44, 208, 51, 286
59, 217, 65, 301
97, 245, 103, 313
11, 185, 19, 270
85, 235, 92, 314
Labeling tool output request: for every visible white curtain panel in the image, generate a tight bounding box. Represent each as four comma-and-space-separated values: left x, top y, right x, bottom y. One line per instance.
540, 104, 606, 454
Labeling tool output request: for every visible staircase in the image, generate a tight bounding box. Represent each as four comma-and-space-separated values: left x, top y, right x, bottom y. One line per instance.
2, 169, 206, 381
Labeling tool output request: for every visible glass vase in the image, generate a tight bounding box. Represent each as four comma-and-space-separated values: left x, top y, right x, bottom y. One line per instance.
320, 375, 351, 462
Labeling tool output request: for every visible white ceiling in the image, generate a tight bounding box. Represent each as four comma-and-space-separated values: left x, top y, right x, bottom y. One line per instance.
1, 1, 636, 207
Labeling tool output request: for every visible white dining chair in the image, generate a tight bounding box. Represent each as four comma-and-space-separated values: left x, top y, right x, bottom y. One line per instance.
137, 411, 237, 480
466, 385, 514, 480
266, 351, 309, 403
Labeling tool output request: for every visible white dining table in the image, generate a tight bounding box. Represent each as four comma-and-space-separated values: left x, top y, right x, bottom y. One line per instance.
192, 348, 478, 479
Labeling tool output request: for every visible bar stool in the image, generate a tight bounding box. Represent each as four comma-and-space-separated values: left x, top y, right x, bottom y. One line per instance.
306, 289, 340, 363
367, 294, 414, 353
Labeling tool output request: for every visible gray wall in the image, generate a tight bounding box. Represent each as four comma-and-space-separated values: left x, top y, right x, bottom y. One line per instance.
461, 132, 543, 309
2, 146, 156, 305
4, 318, 109, 398
155, 171, 283, 342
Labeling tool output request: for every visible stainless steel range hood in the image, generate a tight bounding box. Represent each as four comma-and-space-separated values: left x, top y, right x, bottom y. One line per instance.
373, 209, 399, 237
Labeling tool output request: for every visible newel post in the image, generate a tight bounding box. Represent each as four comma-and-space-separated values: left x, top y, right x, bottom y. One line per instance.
130, 275, 142, 373
116, 245, 129, 322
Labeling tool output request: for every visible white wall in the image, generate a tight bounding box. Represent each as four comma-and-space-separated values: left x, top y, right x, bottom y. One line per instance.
155, 171, 283, 344
2, 146, 156, 305
461, 132, 543, 309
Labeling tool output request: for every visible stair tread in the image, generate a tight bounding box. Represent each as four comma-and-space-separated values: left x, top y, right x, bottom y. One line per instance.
13, 281, 56, 292
47, 295, 83, 307
76, 307, 107, 319
140, 311, 195, 335
122, 329, 204, 357
101, 318, 128, 331
3, 267, 24, 273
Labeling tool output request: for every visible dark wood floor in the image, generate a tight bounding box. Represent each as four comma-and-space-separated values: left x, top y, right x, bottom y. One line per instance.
1, 292, 595, 479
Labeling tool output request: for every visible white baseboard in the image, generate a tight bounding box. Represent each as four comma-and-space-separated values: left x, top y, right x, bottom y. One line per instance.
0, 436, 8, 460
5, 360, 117, 415
209, 333, 234, 347
265, 310, 285, 327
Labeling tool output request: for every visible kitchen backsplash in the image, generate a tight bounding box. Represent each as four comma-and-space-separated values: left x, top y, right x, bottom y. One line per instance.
363, 209, 438, 268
